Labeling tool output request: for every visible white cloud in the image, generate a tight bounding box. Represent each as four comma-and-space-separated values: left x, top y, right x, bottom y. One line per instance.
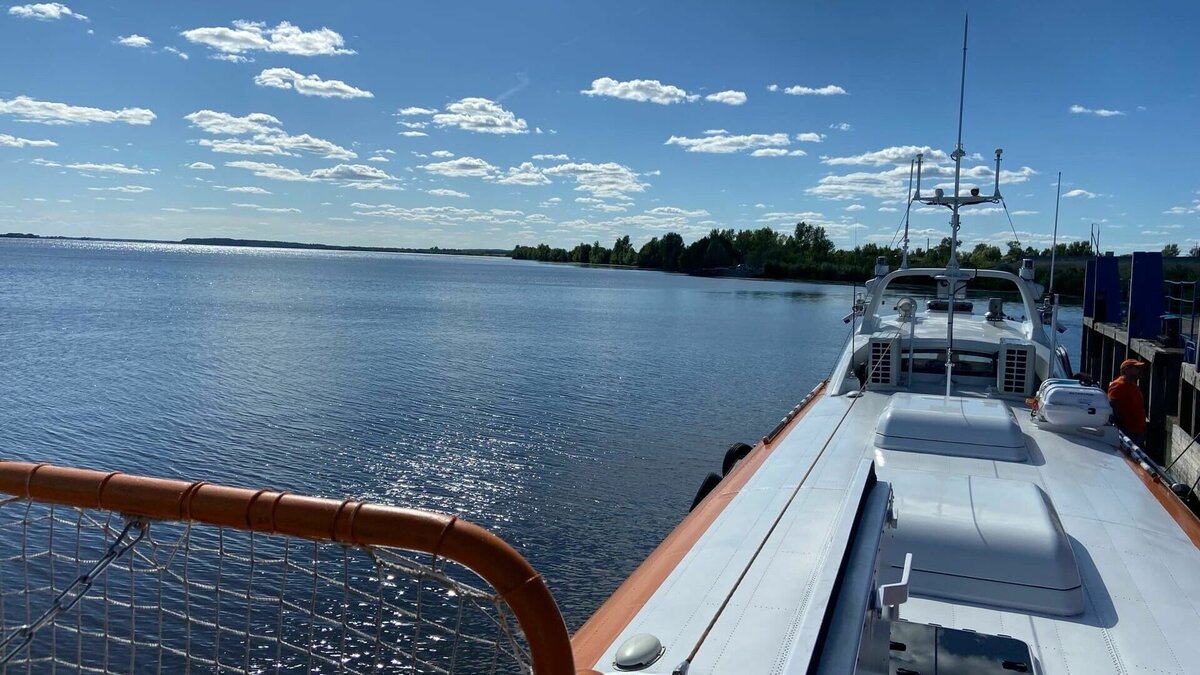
586, 203, 628, 213
766, 84, 779, 92
795, 132, 825, 143
211, 53, 252, 63
185, 110, 355, 159
427, 188, 469, 198
0, 96, 154, 125
8, 3, 86, 20
1010, 210, 1038, 216
704, 90, 747, 106
225, 160, 399, 190
845, 204, 865, 212
198, 138, 294, 156
781, 84, 847, 96
253, 67, 373, 99
430, 150, 455, 158
367, 155, 389, 162
116, 34, 152, 48
352, 204, 533, 227
224, 160, 313, 182
32, 158, 155, 175
646, 206, 709, 217
309, 163, 392, 182
184, 110, 280, 135
1063, 188, 1096, 198
823, 145, 946, 166
231, 203, 300, 213
830, 122, 852, 131
86, 185, 152, 193
531, 153, 569, 161
431, 97, 527, 134
0, 133, 57, 147
163, 46, 188, 60
543, 161, 648, 200
666, 131, 790, 154
493, 162, 551, 186
184, 161, 215, 170
1069, 104, 1124, 117
878, 206, 899, 213
749, 148, 806, 157
397, 107, 437, 116
806, 148, 1035, 201
181, 20, 354, 56
420, 156, 497, 178
581, 77, 698, 105
400, 131, 428, 137
226, 186, 271, 194
398, 121, 427, 129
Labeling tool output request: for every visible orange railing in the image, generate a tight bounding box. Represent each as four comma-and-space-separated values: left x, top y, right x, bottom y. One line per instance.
0, 461, 575, 674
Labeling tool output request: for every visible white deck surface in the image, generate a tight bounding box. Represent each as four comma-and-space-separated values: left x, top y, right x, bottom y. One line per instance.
585, 388, 1200, 674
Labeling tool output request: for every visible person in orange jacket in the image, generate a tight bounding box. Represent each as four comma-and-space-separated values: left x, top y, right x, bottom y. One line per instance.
1108, 358, 1147, 447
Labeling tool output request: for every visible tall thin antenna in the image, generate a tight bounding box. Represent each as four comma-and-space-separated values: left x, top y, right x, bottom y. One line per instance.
942, 14, 970, 398
1049, 171, 1062, 294
901, 158, 914, 269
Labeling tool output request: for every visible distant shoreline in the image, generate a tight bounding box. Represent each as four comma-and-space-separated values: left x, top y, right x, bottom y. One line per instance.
0, 232, 509, 258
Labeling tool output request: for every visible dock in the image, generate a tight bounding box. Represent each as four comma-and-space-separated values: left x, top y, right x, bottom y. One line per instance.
1080, 251, 1200, 495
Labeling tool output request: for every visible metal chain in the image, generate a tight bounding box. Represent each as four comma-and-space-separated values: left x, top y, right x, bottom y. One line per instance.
0, 517, 147, 664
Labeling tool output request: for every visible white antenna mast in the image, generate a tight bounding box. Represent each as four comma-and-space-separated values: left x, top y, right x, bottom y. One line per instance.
911, 15, 1004, 397
940, 15, 971, 398
1049, 171, 1062, 294
901, 158, 915, 269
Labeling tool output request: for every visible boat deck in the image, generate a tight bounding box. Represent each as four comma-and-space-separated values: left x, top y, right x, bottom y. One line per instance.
582, 388, 1200, 674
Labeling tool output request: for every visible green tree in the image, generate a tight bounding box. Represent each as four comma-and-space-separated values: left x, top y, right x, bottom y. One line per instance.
569, 242, 592, 263
590, 240, 611, 265
1190, 244, 1200, 257
1163, 243, 1180, 257
966, 243, 1002, 267
734, 227, 786, 269
611, 235, 637, 266
660, 232, 685, 272
1004, 240, 1023, 262
637, 237, 662, 268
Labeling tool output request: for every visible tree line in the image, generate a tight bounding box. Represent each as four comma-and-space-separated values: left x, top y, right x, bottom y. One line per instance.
511, 223, 1200, 295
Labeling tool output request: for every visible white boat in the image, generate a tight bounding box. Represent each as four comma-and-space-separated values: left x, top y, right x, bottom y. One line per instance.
570, 22, 1200, 675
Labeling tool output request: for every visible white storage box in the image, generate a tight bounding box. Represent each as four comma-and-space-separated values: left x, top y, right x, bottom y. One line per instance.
1037, 383, 1112, 428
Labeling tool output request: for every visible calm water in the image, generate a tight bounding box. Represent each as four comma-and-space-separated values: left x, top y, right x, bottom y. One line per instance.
0, 238, 1081, 630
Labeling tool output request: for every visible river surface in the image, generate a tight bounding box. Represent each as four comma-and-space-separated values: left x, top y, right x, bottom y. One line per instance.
0, 238, 1082, 630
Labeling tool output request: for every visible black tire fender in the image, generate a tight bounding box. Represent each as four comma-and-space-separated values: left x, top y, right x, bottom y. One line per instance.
689, 472, 723, 512
722, 442, 754, 476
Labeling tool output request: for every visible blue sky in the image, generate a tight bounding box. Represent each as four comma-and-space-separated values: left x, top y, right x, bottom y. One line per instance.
2, 1, 1197, 252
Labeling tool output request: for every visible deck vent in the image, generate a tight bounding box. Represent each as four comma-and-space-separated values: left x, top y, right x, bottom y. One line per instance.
998, 339, 1035, 396
868, 338, 899, 387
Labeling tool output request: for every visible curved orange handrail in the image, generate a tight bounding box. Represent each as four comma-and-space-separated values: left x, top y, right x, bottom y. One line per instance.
0, 461, 575, 675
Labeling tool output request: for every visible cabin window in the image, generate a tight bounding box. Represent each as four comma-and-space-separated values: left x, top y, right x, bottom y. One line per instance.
901, 350, 997, 377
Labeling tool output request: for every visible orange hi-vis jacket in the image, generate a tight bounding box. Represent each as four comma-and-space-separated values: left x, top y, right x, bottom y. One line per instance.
1107, 376, 1146, 435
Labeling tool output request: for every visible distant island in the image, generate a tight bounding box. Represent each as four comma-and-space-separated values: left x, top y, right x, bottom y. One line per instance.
1, 232, 508, 257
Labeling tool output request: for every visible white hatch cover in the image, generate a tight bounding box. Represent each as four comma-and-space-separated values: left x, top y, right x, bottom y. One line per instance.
875, 394, 1027, 461
880, 469, 1085, 616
